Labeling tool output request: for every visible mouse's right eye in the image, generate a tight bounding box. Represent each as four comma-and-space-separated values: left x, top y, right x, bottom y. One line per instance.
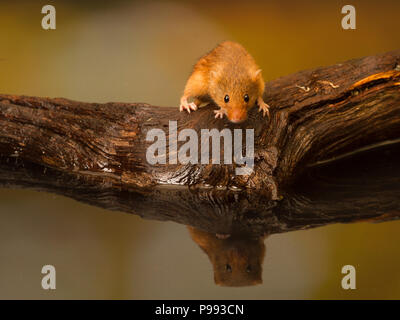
225, 264, 232, 272
224, 95, 230, 103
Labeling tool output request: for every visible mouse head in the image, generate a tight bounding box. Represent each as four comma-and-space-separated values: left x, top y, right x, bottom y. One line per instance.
212, 238, 265, 286
209, 68, 264, 123
188, 227, 266, 287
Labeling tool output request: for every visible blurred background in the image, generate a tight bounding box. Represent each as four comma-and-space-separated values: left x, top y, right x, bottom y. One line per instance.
0, 0, 399, 299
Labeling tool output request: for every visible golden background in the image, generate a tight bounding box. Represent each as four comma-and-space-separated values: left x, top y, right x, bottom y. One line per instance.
0, 0, 399, 299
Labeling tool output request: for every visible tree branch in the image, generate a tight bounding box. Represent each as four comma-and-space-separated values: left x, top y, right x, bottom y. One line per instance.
1, 50, 399, 235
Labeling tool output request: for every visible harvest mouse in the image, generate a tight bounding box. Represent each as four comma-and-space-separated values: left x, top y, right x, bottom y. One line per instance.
188, 226, 267, 287
179, 41, 270, 123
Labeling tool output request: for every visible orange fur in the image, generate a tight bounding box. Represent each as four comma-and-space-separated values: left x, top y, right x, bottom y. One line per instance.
188, 226, 268, 287
180, 41, 270, 122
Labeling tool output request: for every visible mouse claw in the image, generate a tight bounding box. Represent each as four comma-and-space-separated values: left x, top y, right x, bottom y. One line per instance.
180, 101, 198, 113
214, 109, 225, 119
257, 99, 270, 118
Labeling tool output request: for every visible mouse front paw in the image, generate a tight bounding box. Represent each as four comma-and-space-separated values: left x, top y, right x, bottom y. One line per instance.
213, 108, 226, 119
257, 98, 270, 118
179, 97, 198, 113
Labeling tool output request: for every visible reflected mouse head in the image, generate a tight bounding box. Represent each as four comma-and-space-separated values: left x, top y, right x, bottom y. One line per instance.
188, 226, 266, 287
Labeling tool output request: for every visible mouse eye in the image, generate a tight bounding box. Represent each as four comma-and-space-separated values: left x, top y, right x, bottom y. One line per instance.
246, 265, 252, 273
224, 95, 230, 103
244, 94, 249, 103
225, 264, 232, 272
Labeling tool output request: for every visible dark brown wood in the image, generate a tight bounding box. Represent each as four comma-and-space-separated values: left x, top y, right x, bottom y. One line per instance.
0, 50, 399, 236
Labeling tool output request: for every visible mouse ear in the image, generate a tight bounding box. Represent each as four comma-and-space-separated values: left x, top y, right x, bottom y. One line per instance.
253, 69, 262, 79
210, 70, 218, 80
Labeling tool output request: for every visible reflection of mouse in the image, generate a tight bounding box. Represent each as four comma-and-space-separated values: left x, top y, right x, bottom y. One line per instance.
188, 226, 267, 287
179, 41, 270, 123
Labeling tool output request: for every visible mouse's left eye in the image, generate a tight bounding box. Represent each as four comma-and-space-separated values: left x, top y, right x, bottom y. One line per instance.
244, 94, 249, 103
224, 95, 230, 103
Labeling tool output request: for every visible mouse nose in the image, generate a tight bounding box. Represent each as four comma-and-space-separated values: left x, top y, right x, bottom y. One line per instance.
230, 118, 245, 123
229, 108, 247, 123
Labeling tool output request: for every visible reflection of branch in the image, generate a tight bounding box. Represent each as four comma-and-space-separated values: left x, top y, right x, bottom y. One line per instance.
0, 50, 399, 235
